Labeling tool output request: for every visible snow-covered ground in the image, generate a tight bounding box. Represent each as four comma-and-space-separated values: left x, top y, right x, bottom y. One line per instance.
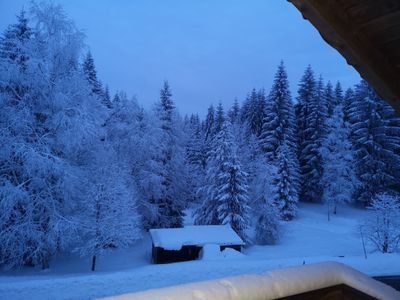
1, 203, 399, 300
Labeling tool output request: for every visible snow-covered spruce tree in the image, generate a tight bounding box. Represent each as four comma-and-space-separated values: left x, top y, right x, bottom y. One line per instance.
214, 102, 225, 134
0, 9, 31, 71
320, 105, 357, 219
260, 61, 297, 161
185, 114, 207, 204
334, 81, 344, 107
186, 114, 204, 169
200, 104, 216, 170
103, 85, 113, 109
101, 90, 156, 231
259, 61, 300, 205
151, 81, 188, 228
343, 87, 354, 123
324, 81, 334, 118
0, 9, 32, 123
215, 145, 250, 241
195, 121, 250, 240
82, 51, 102, 95
228, 98, 240, 124
82, 51, 112, 109
273, 143, 298, 220
241, 88, 266, 137
236, 125, 262, 182
296, 67, 327, 202
348, 81, 400, 206
194, 122, 236, 225
204, 104, 215, 141
129, 107, 166, 230
247, 138, 277, 210
113, 92, 121, 106
361, 193, 400, 253
0, 2, 102, 269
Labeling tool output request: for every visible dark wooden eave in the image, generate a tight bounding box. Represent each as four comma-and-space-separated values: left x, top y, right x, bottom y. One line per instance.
288, 0, 400, 113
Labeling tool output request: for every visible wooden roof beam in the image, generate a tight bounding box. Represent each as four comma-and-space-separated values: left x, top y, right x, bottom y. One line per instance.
288, 0, 400, 113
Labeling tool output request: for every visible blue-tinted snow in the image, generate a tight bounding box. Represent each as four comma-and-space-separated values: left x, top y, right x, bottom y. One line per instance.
1, 203, 400, 300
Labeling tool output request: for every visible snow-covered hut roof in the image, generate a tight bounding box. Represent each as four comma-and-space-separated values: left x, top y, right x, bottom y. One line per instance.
149, 225, 244, 250
102, 262, 400, 300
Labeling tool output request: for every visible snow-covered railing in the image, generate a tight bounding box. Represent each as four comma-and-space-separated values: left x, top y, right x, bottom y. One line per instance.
101, 262, 400, 300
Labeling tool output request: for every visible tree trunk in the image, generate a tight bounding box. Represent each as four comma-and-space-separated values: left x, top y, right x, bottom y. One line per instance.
42, 257, 49, 270
91, 255, 96, 271
383, 235, 388, 253
327, 203, 330, 221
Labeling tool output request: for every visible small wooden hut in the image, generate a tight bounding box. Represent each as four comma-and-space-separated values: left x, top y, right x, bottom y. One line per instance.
149, 225, 244, 264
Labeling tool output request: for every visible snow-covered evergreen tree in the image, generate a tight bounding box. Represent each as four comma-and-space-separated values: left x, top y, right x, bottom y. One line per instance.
130, 108, 167, 230
297, 67, 327, 202
151, 81, 188, 228
241, 88, 266, 137
195, 121, 249, 239
260, 61, 297, 161
324, 81, 334, 117
343, 87, 354, 123
216, 149, 250, 241
228, 98, 240, 124
186, 114, 203, 168
273, 143, 298, 220
204, 104, 215, 141
258, 62, 299, 219
0, 9, 31, 70
82, 51, 103, 96
185, 114, 207, 204
214, 103, 225, 134
103, 85, 113, 109
194, 122, 235, 225
320, 105, 357, 218
334, 81, 344, 107
349, 81, 400, 206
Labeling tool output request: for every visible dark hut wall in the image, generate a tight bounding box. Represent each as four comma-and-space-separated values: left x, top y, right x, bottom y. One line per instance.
152, 245, 242, 264
288, 0, 400, 113
152, 246, 202, 264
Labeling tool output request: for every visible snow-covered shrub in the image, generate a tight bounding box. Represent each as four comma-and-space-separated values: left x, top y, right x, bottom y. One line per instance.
255, 196, 282, 245
361, 193, 400, 253
76, 149, 141, 271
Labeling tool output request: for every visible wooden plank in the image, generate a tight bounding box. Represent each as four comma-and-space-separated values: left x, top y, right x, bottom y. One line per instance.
345, 0, 400, 25
357, 11, 400, 38
278, 284, 378, 300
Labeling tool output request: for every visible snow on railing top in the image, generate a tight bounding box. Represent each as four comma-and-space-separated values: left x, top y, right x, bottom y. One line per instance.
101, 262, 400, 300
149, 225, 244, 250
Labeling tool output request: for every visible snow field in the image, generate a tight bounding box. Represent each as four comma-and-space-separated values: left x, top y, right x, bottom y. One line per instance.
0, 203, 399, 300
